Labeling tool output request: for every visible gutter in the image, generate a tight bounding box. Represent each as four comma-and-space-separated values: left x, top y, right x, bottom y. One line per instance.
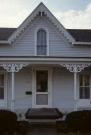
74, 41, 91, 45
0, 40, 9, 45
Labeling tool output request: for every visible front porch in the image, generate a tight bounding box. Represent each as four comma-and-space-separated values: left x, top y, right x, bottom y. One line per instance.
0, 59, 90, 118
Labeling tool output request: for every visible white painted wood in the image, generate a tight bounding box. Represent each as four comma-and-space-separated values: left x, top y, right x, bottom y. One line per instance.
8, 3, 74, 44
78, 99, 91, 107
74, 42, 91, 45
0, 16, 91, 58
48, 68, 52, 107
77, 73, 91, 109
11, 72, 15, 111
32, 67, 52, 108
74, 72, 77, 111
52, 67, 74, 111
32, 67, 35, 108
4, 72, 8, 108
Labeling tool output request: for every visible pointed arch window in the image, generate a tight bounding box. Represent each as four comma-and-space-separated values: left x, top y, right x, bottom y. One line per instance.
37, 29, 47, 55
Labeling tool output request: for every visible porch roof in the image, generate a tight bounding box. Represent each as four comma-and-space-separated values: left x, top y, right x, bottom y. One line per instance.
0, 56, 91, 64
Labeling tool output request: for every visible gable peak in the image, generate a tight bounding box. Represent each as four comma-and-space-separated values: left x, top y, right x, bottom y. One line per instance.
8, 2, 75, 44
38, 2, 47, 7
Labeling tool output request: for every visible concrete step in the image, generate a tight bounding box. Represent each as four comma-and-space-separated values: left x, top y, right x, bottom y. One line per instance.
31, 126, 57, 135
29, 119, 57, 126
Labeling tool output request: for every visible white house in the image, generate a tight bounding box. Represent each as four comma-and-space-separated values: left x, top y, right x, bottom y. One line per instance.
0, 3, 91, 116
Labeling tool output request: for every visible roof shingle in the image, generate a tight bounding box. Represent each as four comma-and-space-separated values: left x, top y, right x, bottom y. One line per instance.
67, 29, 91, 42
0, 28, 16, 40
0, 28, 91, 42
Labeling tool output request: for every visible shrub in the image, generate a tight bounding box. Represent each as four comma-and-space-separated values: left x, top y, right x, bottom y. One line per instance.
0, 109, 17, 133
65, 110, 91, 132
16, 120, 30, 135
56, 120, 69, 133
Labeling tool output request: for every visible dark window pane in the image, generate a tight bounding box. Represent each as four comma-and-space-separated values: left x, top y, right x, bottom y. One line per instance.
85, 87, 90, 99
36, 71, 48, 92
79, 75, 90, 99
37, 29, 47, 55
37, 29, 46, 46
0, 75, 4, 86
80, 75, 83, 86
84, 75, 89, 86
37, 46, 46, 55
0, 87, 4, 99
80, 87, 90, 99
80, 87, 83, 99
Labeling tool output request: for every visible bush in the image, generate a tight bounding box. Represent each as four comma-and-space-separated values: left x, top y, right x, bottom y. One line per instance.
16, 120, 30, 135
0, 109, 17, 133
56, 120, 69, 133
65, 110, 91, 132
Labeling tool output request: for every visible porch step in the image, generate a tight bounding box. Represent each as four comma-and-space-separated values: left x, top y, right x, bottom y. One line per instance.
25, 108, 63, 120
30, 119, 56, 125
31, 126, 57, 135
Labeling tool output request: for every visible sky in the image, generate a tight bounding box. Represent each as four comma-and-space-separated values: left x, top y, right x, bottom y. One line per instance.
0, 0, 91, 29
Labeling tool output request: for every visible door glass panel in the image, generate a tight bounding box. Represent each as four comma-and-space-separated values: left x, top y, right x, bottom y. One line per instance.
36, 94, 48, 105
36, 70, 48, 92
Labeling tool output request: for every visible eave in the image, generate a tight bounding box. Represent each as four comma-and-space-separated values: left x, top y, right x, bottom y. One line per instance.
74, 41, 91, 45
0, 56, 90, 63
0, 40, 9, 45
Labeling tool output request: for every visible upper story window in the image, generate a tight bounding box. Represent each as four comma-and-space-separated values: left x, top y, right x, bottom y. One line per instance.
79, 75, 90, 99
37, 29, 47, 55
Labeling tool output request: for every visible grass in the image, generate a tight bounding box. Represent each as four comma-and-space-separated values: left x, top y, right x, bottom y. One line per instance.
0, 131, 91, 135
59, 132, 91, 135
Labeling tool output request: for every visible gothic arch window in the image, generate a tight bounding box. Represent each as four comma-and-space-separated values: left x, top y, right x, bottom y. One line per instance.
37, 29, 47, 55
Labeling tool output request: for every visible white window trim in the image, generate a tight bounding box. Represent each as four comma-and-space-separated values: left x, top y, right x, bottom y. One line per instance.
0, 71, 7, 108
34, 26, 49, 56
79, 74, 90, 99
77, 74, 91, 108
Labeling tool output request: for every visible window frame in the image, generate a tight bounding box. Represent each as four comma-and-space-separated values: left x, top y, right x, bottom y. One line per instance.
79, 75, 90, 99
0, 71, 7, 108
35, 27, 49, 56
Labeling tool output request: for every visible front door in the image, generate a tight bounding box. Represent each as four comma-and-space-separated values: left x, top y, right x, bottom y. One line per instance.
32, 68, 52, 108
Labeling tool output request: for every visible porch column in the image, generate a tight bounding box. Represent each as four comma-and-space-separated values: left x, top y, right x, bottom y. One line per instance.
1, 63, 28, 112
74, 71, 77, 110
11, 71, 15, 111
61, 63, 90, 111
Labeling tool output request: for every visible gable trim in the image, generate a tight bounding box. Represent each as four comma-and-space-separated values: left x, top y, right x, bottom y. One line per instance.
0, 41, 9, 45
8, 2, 75, 44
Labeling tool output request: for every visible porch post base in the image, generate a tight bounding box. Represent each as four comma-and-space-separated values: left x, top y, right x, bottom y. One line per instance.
11, 100, 15, 112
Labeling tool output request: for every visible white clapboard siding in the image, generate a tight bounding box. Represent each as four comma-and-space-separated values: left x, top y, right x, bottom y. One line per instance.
0, 16, 90, 57
7, 68, 32, 110
52, 67, 74, 111
7, 67, 75, 111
